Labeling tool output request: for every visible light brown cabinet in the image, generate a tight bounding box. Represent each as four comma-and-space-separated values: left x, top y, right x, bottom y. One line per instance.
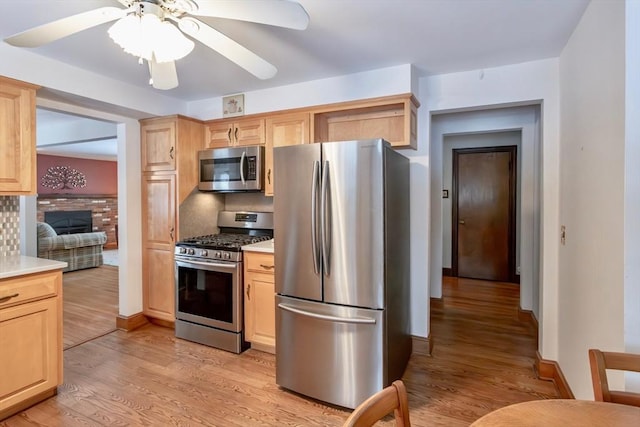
140, 116, 203, 323
0, 76, 38, 195
312, 94, 419, 150
205, 118, 265, 148
141, 173, 176, 321
141, 120, 177, 172
243, 251, 276, 354
0, 270, 63, 420
264, 112, 310, 196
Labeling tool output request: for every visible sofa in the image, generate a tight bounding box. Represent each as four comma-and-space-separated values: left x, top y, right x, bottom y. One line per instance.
37, 222, 107, 272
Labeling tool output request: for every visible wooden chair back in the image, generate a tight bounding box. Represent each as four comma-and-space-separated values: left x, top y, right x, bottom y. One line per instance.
588, 348, 640, 407
343, 380, 411, 427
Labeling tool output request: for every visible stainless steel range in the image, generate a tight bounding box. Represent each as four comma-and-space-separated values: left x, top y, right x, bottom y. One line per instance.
174, 211, 273, 353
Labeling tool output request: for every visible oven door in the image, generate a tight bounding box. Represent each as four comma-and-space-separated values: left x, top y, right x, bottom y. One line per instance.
175, 257, 242, 333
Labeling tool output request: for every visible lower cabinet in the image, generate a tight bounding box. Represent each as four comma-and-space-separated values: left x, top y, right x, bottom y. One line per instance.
0, 270, 62, 420
142, 247, 176, 321
243, 251, 276, 354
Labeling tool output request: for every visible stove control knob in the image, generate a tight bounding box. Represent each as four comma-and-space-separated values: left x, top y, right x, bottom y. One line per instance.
201, 250, 208, 257
179, 247, 187, 254
215, 251, 222, 259
223, 252, 231, 260
187, 248, 195, 255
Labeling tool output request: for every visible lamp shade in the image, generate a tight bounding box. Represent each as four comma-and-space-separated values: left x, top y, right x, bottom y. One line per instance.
108, 13, 194, 62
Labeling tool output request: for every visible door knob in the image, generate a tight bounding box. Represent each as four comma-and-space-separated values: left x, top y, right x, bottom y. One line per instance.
459, 220, 465, 225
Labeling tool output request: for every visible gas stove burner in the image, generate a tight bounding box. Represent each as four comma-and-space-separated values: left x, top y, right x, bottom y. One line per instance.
180, 233, 272, 250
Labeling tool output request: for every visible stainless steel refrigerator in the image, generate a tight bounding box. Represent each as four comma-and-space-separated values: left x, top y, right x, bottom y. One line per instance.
273, 138, 411, 409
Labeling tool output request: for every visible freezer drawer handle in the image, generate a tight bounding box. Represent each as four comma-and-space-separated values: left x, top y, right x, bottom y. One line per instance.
278, 303, 376, 324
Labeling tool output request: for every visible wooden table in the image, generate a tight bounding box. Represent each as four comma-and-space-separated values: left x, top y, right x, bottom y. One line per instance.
471, 399, 640, 426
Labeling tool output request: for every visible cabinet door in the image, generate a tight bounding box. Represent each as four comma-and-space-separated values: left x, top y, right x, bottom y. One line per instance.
142, 173, 176, 321
142, 120, 176, 171
0, 298, 59, 412
143, 247, 175, 321
244, 271, 276, 353
205, 120, 234, 148
142, 173, 176, 251
0, 78, 36, 195
234, 119, 265, 146
264, 112, 310, 196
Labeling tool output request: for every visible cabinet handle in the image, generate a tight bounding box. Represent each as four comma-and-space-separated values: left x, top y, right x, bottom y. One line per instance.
170, 227, 175, 241
227, 128, 232, 144
246, 284, 251, 300
0, 293, 19, 303
267, 169, 271, 184
259, 264, 275, 270
235, 127, 239, 143
169, 146, 175, 160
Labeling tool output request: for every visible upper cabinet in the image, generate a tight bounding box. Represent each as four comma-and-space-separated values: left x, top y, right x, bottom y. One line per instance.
312, 94, 419, 150
265, 112, 310, 196
141, 119, 177, 172
205, 118, 265, 148
0, 76, 39, 195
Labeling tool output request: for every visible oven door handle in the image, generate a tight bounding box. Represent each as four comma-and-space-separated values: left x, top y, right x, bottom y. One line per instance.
176, 259, 238, 271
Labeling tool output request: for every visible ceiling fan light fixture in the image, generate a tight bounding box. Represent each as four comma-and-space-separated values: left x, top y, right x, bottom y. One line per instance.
108, 11, 194, 63
153, 21, 194, 63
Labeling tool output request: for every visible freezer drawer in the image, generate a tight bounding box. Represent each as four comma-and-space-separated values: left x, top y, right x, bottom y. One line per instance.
275, 295, 385, 409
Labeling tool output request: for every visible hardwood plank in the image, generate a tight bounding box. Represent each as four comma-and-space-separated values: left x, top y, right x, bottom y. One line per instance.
2, 275, 559, 426
62, 265, 118, 349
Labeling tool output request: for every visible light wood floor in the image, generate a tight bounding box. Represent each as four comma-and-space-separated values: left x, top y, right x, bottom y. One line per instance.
63, 265, 119, 349
2, 276, 558, 426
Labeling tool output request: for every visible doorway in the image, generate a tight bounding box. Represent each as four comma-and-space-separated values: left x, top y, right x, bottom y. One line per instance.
452, 146, 517, 282
430, 105, 541, 320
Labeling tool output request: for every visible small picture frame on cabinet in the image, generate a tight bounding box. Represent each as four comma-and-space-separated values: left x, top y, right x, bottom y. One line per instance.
223, 94, 244, 117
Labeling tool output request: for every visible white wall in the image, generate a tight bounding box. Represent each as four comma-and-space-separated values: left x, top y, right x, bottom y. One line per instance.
0, 43, 186, 118
624, 0, 640, 392
187, 64, 414, 119
558, 0, 628, 398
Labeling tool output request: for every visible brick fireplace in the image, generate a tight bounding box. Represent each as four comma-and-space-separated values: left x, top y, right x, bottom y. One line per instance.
37, 195, 118, 249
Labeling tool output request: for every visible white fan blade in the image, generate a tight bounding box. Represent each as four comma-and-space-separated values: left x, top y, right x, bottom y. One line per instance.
148, 59, 179, 90
177, 17, 277, 79
4, 7, 127, 48
192, 0, 309, 30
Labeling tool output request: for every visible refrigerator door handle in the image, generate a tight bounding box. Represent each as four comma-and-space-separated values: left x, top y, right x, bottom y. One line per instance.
311, 160, 320, 275
278, 303, 377, 324
321, 160, 330, 276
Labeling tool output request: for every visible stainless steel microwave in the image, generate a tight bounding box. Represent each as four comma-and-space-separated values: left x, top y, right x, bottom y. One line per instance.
198, 145, 264, 192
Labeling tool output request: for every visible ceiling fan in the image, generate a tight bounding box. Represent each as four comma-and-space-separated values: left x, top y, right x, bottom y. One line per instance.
4, 0, 309, 90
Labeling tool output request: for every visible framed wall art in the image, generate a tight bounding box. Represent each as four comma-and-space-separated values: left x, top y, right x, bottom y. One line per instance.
223, 94, 244, 117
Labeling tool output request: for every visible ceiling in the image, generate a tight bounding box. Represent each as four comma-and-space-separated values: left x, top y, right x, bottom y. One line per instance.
3, 0, 590, 158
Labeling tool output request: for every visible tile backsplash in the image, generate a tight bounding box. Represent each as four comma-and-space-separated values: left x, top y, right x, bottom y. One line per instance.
0, 196, 20, 256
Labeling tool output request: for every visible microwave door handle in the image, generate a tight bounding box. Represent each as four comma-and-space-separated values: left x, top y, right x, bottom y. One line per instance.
311, 160, 320, 275
240, 151, 246, 185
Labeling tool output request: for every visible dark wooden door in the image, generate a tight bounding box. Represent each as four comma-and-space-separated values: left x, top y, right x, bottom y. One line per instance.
453, 146, 516, 282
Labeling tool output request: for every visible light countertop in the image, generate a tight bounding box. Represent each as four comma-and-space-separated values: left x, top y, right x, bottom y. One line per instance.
242, 239, 275, 254
0, 255, 67, 280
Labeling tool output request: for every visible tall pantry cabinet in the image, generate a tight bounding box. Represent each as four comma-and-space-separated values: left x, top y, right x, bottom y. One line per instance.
140, 116, 203, 323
